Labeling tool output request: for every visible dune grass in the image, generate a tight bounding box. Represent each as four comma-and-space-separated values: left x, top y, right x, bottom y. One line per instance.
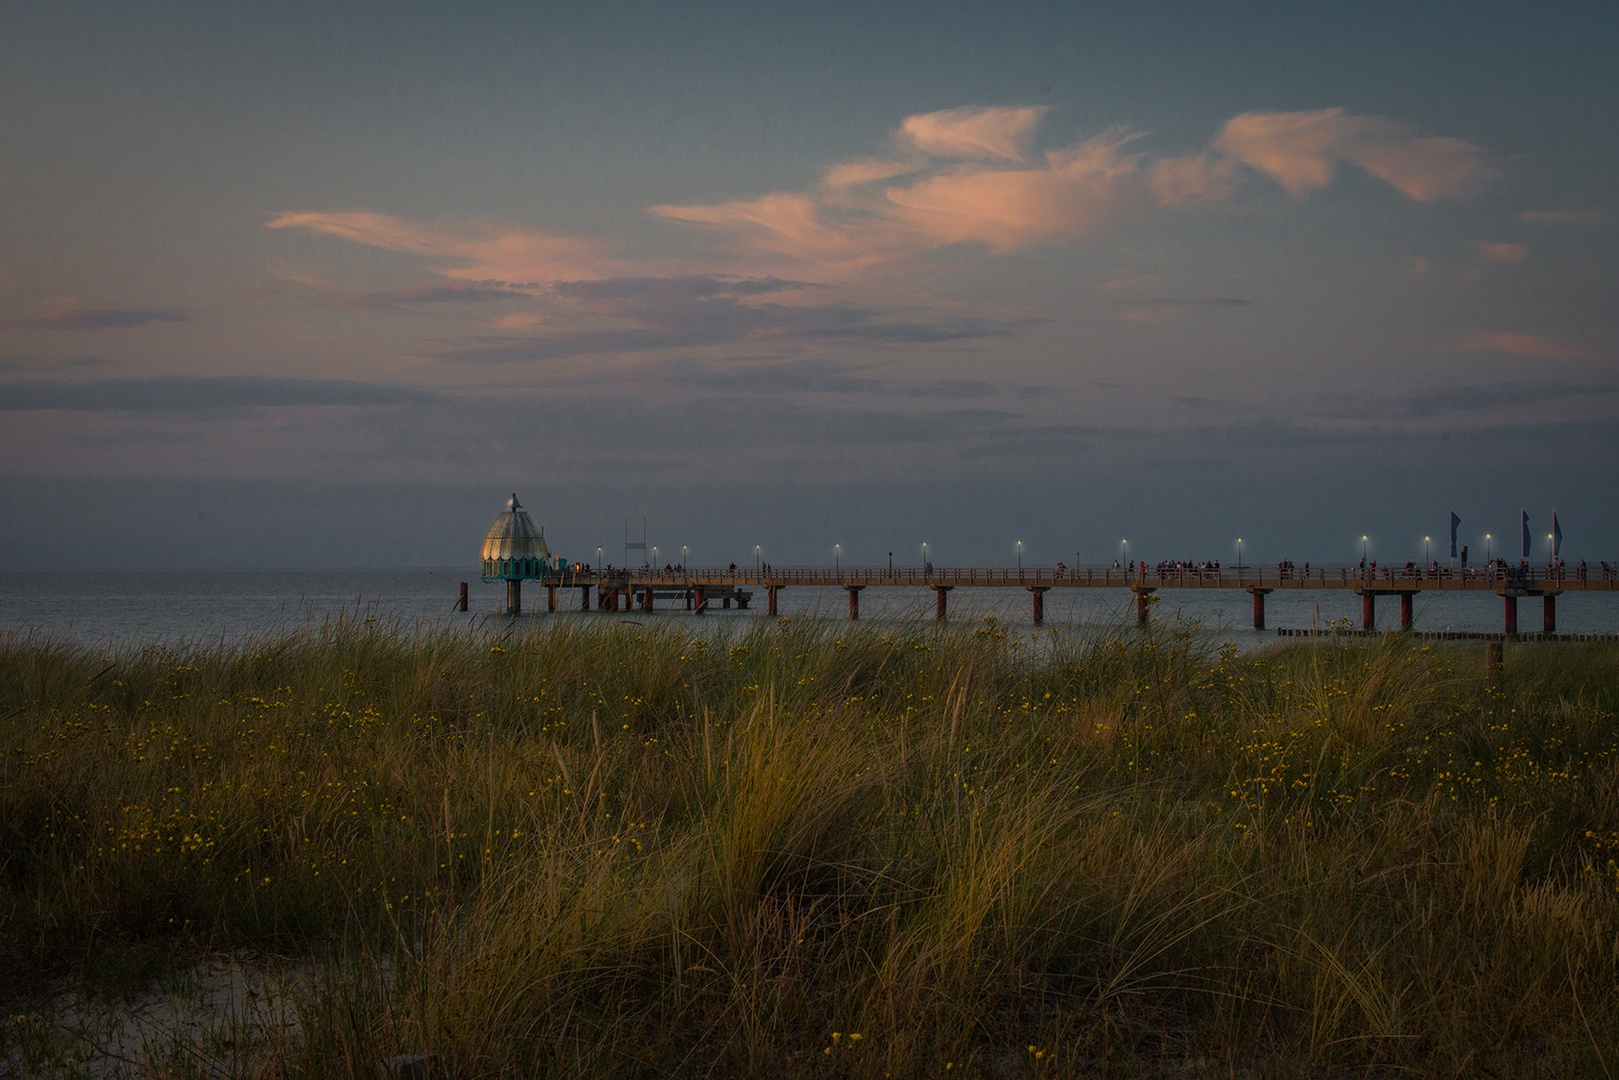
2, 611, 1617, 1077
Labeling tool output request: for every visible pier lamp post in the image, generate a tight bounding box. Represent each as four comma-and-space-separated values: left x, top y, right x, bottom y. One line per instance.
682, 545, 688, 573
1425, 536, 1430, 566
1548, 534, 1554, 562
1017, 540, 1023, 571
1485, 534, 1491, 564
835, 543, 841, 578
1237, 538, 1243, 569
652, 546, 658, 569
755, 545, 760, 574
597, 546, 603, 572
922, 541, 928, 567
1121, 539, 1127, 567
1362, 536, 1368, 563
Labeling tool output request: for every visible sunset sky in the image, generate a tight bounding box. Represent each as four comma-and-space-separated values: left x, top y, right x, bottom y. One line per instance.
3, 0, 1615, 568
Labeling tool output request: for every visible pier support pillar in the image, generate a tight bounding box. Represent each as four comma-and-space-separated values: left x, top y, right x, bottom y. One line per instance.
933, 585, 952, 620
458, 582, 468, 612
1400, 593, 1413, 631
1133, 588, 1155, 626
1543, 594, 1556, 634
694, 586, 707, 615
641, 588, 653, 613
846, 585, 865, 620
685, 588, 693, 611
546, 585, 556, 613
723, 596, 731, 609
1504, 594, 1517, 636
579, 585, 590, 611
1248, 588, 1272, 631
767, 586, 779, 616
506, 579, 521, 615
736, 592, 749, 610
1362, 593, 1376, 631
1029, 587, 1049, 625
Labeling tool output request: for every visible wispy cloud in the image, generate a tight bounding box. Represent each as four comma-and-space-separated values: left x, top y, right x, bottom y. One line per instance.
1445, 332, 1595, 360
900, 105, 1048, 161
439, 292, 1020, 365
265, 211, 617, 283
1213, 108, 1493, 201
653, 105, 1490, 272
1114, 297, 1253, 323
310, 282, 523, 310
0, 304, 191, 330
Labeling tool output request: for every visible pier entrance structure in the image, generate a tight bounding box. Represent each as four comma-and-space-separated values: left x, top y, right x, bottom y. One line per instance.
474, 499, 1612, 632
480, 494, 555, 614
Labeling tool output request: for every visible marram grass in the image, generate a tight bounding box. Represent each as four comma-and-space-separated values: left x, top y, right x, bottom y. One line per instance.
2, 612, 1617, 1077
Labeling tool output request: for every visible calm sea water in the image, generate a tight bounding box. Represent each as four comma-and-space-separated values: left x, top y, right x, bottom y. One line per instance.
3, 568, 1617, 652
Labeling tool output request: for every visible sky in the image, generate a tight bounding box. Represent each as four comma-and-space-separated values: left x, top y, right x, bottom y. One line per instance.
2, 0, 1616, 569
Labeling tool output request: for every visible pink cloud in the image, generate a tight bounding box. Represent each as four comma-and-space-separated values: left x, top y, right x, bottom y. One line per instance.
883, 129, 1144, 251
650, 191, 919, 269
900, 105, 1049, 161
1446, 333, 1594, 360
265, 211, 615, 283
1216, 108, 1492, 201
822, 159, 918, 189
1149, 152, 1239, 206
1475, 242, 1527, 264
654, 106, 1488, 272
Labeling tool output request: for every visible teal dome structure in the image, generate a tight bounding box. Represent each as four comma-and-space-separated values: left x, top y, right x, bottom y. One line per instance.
481, 493, 552, 582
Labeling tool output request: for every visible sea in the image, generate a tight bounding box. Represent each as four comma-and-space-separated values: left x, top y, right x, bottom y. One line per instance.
4, 567, 1618, 654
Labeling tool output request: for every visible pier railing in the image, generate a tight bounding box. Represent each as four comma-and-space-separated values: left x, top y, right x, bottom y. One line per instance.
539, 564, 1616, 593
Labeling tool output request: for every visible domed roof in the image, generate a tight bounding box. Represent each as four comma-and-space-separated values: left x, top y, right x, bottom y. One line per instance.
482, 493, 550, 562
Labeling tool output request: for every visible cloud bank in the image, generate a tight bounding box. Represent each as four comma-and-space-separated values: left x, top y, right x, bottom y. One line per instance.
651, 105, 1492, 270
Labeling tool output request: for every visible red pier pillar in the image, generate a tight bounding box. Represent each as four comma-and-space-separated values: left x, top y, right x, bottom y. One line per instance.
694, 586, 707, 614
1249, 588, 1272, 631
1543, 594, 1556, 634
847, 586, 864, 620
1504, 594, 1517, 636
1362, 592, 1376, 631
1400, 593, 1413, 631
767, 586, 779, 616
933, 585, 952, 620
1030, 587, 1048, 625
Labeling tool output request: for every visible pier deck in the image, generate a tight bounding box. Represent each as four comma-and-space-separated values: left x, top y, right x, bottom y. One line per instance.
509, 564, 1614, 633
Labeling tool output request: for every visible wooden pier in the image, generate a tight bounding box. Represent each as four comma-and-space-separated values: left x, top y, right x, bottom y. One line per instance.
504, 564, 1617, 635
